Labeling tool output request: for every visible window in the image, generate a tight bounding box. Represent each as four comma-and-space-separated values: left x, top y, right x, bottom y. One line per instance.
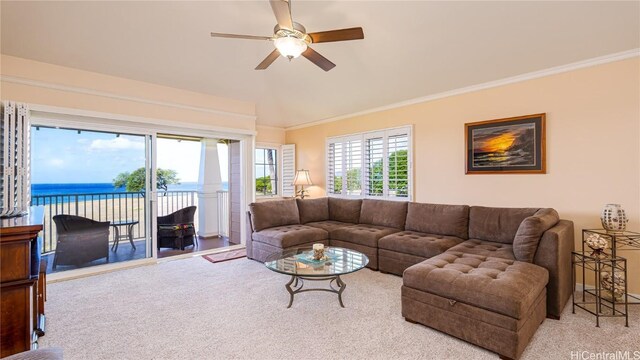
327, 126, 411, 200
255, 148, 278, 196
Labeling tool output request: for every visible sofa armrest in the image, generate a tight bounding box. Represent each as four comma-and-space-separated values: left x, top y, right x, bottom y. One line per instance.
246, 211, 255, 260
533, 219, 574, 319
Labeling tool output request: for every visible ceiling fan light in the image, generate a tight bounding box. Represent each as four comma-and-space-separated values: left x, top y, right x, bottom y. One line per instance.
274, 36, 307, 59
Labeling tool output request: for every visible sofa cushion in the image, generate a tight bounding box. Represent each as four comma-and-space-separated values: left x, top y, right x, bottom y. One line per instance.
249, 199, 300, 232
331, 224, 400, 248
359, 199, 408, 229
379, 231, 464, 258
296, 198, 329, 224
328, 198, 362, 223
513, 208, 560, 263
447, 239, 516, 260
305, 220, 356, 236
468, 206, 539, 244
403, 251, 548, 319
405, 203, 470, 239
252, 224, 328, 248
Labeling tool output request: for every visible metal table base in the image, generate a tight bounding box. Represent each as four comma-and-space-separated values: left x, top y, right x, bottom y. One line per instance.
284, 275, 346, 308
110, 221, 138, 251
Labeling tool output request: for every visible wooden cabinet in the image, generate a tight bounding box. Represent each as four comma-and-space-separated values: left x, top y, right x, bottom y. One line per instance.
0, 207, 45, 358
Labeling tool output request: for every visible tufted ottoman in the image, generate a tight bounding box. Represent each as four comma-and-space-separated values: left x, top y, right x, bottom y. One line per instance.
402, 251, 548, 360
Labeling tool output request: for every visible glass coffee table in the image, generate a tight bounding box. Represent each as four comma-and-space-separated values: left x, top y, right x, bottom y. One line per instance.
265, 247, 369, 308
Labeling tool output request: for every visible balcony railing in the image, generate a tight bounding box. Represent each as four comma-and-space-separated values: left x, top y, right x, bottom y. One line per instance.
31, 191, 190, 253
31, 190, 229, 254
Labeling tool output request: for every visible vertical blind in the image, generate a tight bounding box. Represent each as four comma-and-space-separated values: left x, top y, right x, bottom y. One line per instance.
327, 126, 411, 200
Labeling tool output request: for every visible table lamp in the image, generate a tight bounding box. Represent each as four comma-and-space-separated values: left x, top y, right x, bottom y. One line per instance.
292, 169, 313, 199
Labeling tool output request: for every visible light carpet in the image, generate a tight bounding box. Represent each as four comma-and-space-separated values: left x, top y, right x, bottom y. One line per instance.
202, 249, 247, 264
40, 257, 639, 360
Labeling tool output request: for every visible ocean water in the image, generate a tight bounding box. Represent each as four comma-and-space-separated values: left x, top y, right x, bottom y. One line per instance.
32, 182, 200, 196
31, 182, 227, 204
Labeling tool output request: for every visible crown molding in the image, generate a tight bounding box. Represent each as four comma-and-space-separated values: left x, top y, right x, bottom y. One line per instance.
0, 74, 257, 121
256, 124, 286, 131
285, 48, 640, 131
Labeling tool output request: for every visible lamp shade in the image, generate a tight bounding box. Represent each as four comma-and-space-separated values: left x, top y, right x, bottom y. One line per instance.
274, 36, 308, 59
292, 169, 313, 186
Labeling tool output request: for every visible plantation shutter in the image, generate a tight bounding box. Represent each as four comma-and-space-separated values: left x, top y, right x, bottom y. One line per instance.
326, 126, 411, 200
364, 135, 384, 197
327, 141, 342, 195
0, 101, 31, 217
386, 132, 410, 198
344, 139, 362, 196
281, 144, 295, 197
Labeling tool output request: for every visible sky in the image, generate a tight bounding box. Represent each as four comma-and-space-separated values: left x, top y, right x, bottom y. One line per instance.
31, 127, 228, 184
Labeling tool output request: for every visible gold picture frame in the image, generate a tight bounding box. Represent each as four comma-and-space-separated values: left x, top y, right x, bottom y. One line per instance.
465, 113, 546, 174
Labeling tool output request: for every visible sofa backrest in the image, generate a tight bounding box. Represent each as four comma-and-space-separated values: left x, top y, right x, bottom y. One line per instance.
296, 198, 329, 224
249, 199, 300, 232
468, 206, 539, 244
405, 203, 470, 239
359, 199, 408, 229
328, 198, 362, 223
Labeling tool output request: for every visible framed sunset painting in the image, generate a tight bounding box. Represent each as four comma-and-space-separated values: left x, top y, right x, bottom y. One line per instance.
465, 114, 546, 174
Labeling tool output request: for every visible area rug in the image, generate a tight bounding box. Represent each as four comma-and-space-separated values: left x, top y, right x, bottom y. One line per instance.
202, 248, 246, 263
39, 257, 639, 360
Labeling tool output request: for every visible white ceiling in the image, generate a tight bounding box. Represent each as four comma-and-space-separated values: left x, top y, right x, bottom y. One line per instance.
1, 1, 639, 128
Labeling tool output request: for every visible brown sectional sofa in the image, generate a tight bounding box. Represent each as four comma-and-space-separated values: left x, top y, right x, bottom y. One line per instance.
246, 197, 574, 359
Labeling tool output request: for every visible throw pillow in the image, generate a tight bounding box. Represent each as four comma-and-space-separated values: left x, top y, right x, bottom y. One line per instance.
513, 208, 560, 262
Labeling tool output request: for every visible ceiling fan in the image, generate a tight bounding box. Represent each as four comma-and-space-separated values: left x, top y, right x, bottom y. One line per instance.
210, 0, 364, 72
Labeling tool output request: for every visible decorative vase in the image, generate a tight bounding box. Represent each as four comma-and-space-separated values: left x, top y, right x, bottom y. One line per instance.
600, 204, 628, 232
312, 243, 326, 261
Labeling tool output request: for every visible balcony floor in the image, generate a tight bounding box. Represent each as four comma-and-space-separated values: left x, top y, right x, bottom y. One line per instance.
43, 236, 238, 274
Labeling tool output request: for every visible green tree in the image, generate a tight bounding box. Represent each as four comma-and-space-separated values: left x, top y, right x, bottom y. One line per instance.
332, 168, 362, 194
368, 149, 408, 196
256, 175, 273, 195
113, 167, 180, 193
333, 175, 343, 193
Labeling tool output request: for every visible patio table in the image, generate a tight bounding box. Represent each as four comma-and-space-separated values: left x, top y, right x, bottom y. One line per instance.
110, 220, 139, 251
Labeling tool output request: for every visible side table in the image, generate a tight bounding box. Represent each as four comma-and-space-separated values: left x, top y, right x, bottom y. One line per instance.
583, 229, 640, 306
110, 220, 139, 251
572, 251, 628, 327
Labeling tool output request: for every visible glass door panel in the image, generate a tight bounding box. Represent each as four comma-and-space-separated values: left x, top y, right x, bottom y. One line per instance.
30, 126, 152, 273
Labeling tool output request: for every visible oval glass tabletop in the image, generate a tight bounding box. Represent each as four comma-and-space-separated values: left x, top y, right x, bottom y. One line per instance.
265, 247, 369, 277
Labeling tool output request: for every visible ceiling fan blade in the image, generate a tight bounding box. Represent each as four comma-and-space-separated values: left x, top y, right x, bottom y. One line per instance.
269, 0, 293, 30
308, 27, 364, 44
255, 49, 281, 70
302, 47, 336, 72
210, 32, 272, 41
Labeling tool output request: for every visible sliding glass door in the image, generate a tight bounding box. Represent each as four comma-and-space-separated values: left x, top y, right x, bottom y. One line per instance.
30, 126, 154, 273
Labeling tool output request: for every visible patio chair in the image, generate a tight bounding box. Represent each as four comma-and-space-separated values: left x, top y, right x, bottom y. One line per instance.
157, 206, 197, 250
52, 215, 111, 270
